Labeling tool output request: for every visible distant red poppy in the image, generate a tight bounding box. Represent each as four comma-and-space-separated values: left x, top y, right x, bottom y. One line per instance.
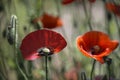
106, 3, 120, 17
20, 29, 67, 60
88, 0, 96, 3
32, 13, 63, 29
62, 0, 95, 5
62, 0, 75, 5
76, 31, 119, 63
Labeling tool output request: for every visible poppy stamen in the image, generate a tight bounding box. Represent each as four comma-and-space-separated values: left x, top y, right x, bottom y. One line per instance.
91, 45, 101, 55
38, 47, 52, 56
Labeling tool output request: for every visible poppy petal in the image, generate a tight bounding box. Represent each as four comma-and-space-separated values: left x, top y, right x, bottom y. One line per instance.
20, 29, 67, 60
99, 40, 119, 56
77, 40, 104, 63
57, 18, 63, 27
42, 14, 63, 29
81, 31, 111, 49
62, 0, 75, 5
77, 36, 94, 57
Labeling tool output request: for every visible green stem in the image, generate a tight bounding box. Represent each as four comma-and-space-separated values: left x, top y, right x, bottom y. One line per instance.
107, 64, 111, 80
105, 57, 112, 80
45, 55, 48, 80
90, 60, 96, 80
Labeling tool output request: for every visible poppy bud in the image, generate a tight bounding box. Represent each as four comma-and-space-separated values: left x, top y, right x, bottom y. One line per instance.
7, 15, 17, 45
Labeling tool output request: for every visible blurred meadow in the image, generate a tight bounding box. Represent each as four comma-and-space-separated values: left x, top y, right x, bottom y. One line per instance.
0, 0, 120, 80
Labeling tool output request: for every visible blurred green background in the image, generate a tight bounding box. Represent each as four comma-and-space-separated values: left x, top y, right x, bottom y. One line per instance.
0, 0, 120, 80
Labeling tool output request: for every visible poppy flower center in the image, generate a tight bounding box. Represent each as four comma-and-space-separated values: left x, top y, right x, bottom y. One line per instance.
90, 45, 101, 55
37, 47, 53, 56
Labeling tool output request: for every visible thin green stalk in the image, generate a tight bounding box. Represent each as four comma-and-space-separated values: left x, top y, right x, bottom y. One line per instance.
107, 63, 111, 80
90, 60, 96, 80
82, 0, 92, 30
105, 57, 112, 80
45, 55, 48, 80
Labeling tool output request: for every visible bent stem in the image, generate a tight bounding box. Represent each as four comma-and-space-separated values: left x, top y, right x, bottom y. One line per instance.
90, 60, 96, 80
12, 15, 28, 80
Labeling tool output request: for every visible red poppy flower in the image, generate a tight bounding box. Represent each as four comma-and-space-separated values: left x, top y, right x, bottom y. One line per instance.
62, 0, 75, 5
106, 3, 120, 17
32, 13, 63, 29
88, 0, 96, 3
76, 31, 119, 63
20, 29, 67, 60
